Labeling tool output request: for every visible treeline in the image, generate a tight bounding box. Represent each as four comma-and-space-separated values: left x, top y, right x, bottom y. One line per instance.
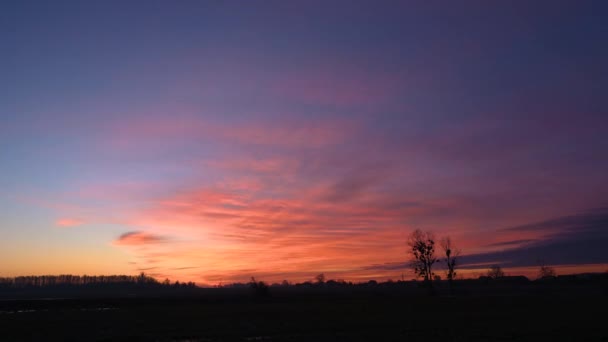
0, 273, 196, 289
220, 273, 608, 289
216, 272, 608, 299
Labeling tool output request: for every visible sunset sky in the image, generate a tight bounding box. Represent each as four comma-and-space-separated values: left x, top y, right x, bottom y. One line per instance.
2, 1, 607, 284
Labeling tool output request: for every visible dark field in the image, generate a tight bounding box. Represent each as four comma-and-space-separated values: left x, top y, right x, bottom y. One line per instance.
1, 288, 606, 342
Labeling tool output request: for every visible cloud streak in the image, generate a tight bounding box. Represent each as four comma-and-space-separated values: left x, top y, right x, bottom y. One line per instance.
55, 218, 85, 227
113, 231, 171, 246
461, 208, 608, 269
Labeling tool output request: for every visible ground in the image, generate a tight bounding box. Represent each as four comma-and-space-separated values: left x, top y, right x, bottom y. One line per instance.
0, 289, 606, 341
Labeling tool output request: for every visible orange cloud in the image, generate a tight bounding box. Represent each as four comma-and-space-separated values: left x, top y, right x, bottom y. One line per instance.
45, 113, 605, 284
113, 174, 442, 283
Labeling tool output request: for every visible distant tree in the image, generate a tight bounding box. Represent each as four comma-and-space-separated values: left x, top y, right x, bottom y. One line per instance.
440, 236, 460, 294
487, 265, 505, 279
538, 265, 557, 279
407, 230, 438, 286
315, 273, 325, 284
0, 274, 165, 289
137, 272, 147, 284
249, 277, 269, 297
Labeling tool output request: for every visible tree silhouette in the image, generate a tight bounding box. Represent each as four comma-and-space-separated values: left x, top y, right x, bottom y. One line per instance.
440, 236, 460, 294
0, 274, 180, 289
407, 230, 438, 286
249, 277, 269, 297
487, 265, 505, 279
538, 265, 557, 279
315, 273, 325, 284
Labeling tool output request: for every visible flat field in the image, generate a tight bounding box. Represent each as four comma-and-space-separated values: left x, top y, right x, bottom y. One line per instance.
0, 288, 606, 342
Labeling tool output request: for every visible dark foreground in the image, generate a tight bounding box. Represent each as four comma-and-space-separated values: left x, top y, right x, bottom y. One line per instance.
1, 290, 606, 342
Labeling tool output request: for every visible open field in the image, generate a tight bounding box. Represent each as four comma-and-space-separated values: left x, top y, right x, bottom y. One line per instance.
1, 288, 606, 342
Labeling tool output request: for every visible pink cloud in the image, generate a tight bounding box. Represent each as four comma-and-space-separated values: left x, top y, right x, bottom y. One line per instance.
39, 108, 601, 284
54, 149, 485, 283
217, 120, 355, 148
103, 115, 357, 154
112, 172, 464, 283
49, 167, 596, 284
55, 218, 85, 227
39, 143, 578, 284
271, 68, 401, 108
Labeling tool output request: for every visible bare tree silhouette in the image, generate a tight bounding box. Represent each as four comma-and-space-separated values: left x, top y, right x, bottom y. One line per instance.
440, 236, 460, 294
487, 265, 505, 279
538, 264, 557, 279
407, 230, 438, 288
315, 273, 325, 285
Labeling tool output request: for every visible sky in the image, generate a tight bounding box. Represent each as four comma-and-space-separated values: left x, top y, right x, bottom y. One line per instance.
1, 1, 608, 284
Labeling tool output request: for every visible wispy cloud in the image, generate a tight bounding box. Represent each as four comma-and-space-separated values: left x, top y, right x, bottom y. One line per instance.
113, 231, 171, 246
55, 218, 85, 227
267, 65, 406, 108
461, 208, 608, 268
104, 116, 357, 155
486, 239, 534, 248
107, 160, 471, 283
